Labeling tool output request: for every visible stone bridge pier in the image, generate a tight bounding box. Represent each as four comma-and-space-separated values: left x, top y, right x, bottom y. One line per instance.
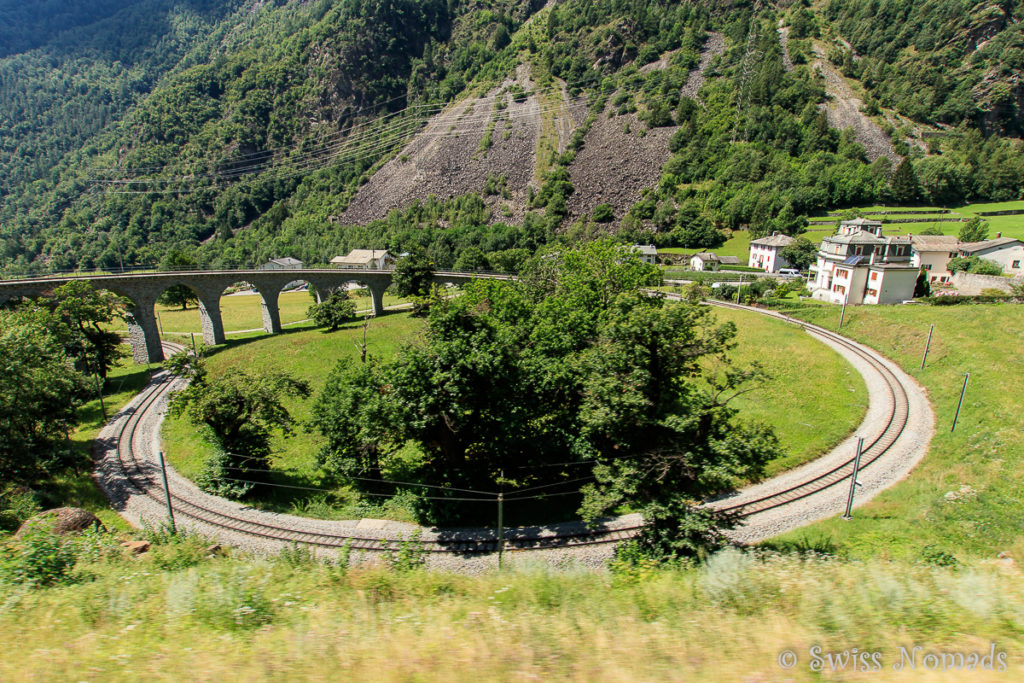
0, 269, 495, 365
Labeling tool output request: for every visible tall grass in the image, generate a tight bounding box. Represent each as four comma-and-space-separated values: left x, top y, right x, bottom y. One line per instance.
0, 538, 1020, 681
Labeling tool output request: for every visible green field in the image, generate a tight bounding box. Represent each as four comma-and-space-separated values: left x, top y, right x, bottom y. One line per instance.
153, 289, 410, 336
4, 303, 1024, 682
161, 312, 428, 518
161, 303, 867, 519
769, 302, 1024, 563
659, 230, 752, 263
808, 201, 1024, 241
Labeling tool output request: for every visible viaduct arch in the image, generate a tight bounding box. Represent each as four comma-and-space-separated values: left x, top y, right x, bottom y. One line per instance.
0, 269, 499, 363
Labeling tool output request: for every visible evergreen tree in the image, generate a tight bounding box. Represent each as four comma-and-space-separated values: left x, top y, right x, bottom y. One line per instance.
891, 157, 920, 204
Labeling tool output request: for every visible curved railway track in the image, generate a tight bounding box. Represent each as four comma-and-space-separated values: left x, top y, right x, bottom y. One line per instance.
96, 303, 931, 558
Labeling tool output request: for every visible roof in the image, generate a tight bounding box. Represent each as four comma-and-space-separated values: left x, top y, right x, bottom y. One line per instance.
750, 233, 796, 248
841, 217, 883, 227
910, 235, 959, 251
692, 252, 719, 262
265, 257, 302, 267
718, 255, 742, 265
958, 237, 1023, 254
330, 249, 391, 266
827, 232, 911, 246
632, 244, 658, 256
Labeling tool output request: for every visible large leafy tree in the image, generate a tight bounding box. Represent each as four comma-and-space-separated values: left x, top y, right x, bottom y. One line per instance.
0, 310, 88, 484
312, 240, 782, 554
38, 281, 128, 379
167, 353, 310, 488
780, 236, 819, 271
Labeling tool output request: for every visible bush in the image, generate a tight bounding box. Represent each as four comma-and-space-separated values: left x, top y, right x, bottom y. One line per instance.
0, 521, 77, 587
308, 291, 358, 331
0, 487, 41, 532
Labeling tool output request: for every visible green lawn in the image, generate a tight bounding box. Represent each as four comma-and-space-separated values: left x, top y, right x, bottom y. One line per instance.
808, 201, 1024, 241
161, 304, 866, 519
659, 230, 752, 263
711, 306, 867, 476
768, 302, 1024, 563
154, 290, 410, 335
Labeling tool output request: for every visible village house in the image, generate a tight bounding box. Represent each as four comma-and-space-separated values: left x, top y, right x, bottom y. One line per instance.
748, 232, 795, 273
690, 252, 742, 271
258, 257, 303, 270
330, 249, 394, 270
910, 234, 959, 284
810, 218, 918, 305
957, 235, 1024, 276
631, 244, 658, 264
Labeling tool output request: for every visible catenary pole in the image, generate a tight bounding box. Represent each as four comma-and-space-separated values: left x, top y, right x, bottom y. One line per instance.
842, 437, 865, 520
951, 373, 970, 432
158, 451, 177, 533
920, 324, 934, 370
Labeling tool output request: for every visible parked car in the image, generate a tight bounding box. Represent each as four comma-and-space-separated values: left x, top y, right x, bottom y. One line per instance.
778, 268, 801, 278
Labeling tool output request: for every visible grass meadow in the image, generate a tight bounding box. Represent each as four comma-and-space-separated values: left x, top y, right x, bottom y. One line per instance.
3, 300, 1024, 682
152, 289, 409, 336
0, 543, 1021, 681
769, 302, 1024, 563
160, 304, 867, 520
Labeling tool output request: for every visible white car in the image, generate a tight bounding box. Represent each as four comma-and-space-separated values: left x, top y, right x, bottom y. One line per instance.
778, 268, 801, 278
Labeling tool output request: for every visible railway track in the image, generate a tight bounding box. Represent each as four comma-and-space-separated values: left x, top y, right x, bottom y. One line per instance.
97, 301, 927, 557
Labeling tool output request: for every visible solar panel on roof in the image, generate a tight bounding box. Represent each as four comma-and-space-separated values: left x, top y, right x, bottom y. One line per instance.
843, 255, 865, 265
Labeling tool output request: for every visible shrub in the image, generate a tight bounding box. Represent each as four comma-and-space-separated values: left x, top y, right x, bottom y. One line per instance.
308, 291, 358, 331
0, 521, 77, 587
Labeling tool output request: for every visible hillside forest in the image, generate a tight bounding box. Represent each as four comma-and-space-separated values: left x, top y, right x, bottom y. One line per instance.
1, 0, 1023, 275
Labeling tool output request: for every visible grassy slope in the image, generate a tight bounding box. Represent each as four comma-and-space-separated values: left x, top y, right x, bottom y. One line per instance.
161, 313, 427, 504
153, 290, 409, 335
711, 306, 866, 476
808, 201, 1024, 241
769, 302, 1024, 563
0, 548, 1021, 681
161, 304, 866, 518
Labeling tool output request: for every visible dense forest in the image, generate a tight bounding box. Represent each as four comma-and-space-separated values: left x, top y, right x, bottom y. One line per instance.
1, 0, 1023, 275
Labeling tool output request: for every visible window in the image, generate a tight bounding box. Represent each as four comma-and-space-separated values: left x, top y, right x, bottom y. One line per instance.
1013, 260, 1021, 269
870, 271, 878, 281
922, 263, 932, 270
833, 284, 846, 295
866, 288, 878, 297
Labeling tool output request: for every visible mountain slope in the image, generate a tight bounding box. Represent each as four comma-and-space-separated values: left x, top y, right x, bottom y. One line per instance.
2, 1, 1024, 275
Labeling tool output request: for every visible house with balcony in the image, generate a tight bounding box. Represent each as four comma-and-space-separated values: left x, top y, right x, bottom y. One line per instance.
810, 218, 919, 305
749, 232, 795, 273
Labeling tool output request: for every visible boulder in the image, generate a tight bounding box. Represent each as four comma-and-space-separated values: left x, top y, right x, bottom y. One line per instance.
15, 507, 104, 538
121, 540, 150, 555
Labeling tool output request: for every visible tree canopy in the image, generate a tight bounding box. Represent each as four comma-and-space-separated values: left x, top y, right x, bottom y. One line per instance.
311, 241, 781, 556
0, 309, 88, 484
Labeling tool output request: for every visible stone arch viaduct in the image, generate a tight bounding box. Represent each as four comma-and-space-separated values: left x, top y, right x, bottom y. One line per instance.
0, 269, 501, 363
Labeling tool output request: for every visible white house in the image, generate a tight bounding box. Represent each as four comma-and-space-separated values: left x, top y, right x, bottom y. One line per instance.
690, 252, 719, 271
749, 232, 795, 273
910, 235, 959, 284
631, 244, 658, 264
810, 218, 918, 305
330, 249, 394, 270
957, 235, 1024, 276
259, 257, 303, 270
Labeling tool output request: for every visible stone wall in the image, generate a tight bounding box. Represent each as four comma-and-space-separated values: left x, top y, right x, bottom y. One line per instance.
951, 271, 1023, 295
